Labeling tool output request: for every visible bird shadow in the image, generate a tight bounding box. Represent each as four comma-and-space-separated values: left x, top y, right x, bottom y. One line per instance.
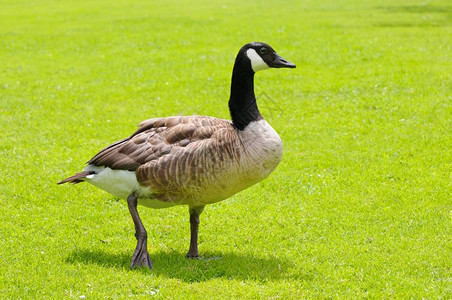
66, 247, 304, 282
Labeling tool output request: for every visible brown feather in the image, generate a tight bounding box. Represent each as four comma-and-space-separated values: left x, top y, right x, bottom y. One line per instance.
86, 116, 240, 191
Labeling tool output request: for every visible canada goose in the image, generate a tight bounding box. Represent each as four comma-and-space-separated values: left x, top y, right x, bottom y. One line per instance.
58, 42, 295, 269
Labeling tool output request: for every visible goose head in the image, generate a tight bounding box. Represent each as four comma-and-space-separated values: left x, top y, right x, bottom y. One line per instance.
239, 42, 296, 73
229, 42, 295, 130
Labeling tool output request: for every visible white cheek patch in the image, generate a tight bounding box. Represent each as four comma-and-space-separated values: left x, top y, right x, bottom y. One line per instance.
246, 49, 269, 72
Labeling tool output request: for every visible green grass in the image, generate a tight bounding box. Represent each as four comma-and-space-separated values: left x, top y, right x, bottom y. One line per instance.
1, 0, 451, 298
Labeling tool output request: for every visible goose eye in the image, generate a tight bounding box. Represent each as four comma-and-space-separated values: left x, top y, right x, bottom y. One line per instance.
259, 47, 268, 55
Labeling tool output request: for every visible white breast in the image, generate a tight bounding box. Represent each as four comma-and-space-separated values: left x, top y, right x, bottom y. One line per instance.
238, 119, 283, 179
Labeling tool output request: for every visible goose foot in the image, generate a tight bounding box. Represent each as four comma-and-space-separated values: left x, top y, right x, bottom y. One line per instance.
131, 236, 153, 269
185, 252, 200, 259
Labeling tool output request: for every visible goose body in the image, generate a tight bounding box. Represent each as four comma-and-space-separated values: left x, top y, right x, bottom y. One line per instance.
83, 117, 282, 207
58, 42, 295, 269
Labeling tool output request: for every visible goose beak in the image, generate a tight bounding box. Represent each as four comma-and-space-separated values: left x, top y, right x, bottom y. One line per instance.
271, 53, 296, 69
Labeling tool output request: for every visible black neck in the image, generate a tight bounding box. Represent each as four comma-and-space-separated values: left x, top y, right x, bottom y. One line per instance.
228, 56, 263, 130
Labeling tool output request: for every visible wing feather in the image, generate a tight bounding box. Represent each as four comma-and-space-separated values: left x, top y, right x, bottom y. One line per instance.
87, 116, 237, 183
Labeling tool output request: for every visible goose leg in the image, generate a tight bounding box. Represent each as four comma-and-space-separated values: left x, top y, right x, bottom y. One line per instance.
186, 206, 205, 258
127, 193, 153, 269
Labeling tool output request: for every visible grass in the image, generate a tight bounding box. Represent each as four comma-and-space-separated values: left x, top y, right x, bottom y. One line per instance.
1, 0, 451, 298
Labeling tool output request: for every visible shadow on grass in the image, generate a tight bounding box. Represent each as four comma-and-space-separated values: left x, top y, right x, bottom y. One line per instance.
66, 248, 307, 282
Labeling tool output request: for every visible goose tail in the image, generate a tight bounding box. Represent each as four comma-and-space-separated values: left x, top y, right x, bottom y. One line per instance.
57, 171, 95, 185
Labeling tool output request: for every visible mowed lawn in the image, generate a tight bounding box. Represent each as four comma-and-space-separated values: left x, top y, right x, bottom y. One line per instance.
0, 0, 451, 298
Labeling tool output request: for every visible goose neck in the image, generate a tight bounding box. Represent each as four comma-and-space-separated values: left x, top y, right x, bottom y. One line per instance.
228, 64, 262, 130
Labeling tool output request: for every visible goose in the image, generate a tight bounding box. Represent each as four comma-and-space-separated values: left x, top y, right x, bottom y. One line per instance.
58, 42, 295, 269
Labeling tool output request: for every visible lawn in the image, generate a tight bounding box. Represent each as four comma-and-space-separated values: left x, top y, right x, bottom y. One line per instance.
0, 0, 451, 298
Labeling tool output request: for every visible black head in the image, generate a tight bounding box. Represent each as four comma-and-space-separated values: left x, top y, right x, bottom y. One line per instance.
237, 42, 296, 73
